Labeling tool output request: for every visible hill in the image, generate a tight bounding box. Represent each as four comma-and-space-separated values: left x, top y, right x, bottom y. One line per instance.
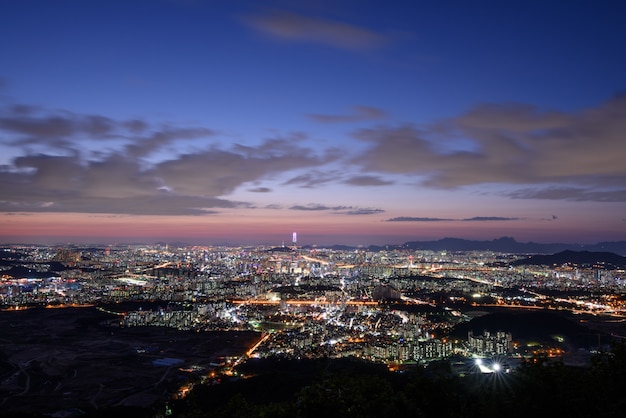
510, 250, 626, 269
448, 310, 603, 349
397, 237, 626, 255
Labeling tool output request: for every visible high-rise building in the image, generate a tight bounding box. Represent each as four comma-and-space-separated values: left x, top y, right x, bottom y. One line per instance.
468, 330, 512, 355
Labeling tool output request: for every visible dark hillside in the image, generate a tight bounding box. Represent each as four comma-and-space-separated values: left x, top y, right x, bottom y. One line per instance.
448, 310, 603, 348
511, 250, 626, 269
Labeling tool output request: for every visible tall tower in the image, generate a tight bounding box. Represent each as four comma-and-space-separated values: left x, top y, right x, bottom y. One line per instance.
292, 232, 297, 246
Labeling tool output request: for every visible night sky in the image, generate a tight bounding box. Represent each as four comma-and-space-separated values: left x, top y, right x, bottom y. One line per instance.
1, 0, 625, 246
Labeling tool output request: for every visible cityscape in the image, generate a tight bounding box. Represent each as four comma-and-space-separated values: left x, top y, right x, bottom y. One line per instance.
2, 0, 626, 416
1, 236, 625, 415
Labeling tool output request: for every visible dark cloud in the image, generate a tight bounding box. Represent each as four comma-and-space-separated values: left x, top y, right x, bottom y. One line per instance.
0, 103, 215, 159
386, 216, 519, 222
124, 119, 149, 133
248, 187, 272, 193
461, 216, 519, 221
289, 204, 342, 211
125, 127, 215, 158
0, 106, 115, 139
344, 175, 393, 186
156, 141, 329, 197
283, 170, 339, 188
308, 106, 387, 123
506, 187, 626, 202
289, 204, 383, 215
0, 152, 241, 215
243, 11, 387, 50
386, 217, 453, 222
342, 208, 385, 215
0, 104, 336, 216
353, 96, 626, 201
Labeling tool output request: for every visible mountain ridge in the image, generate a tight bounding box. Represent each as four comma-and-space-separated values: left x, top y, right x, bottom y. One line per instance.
4, 237, 626, 255
511, 250, 626, 269
360, 237, 626, 255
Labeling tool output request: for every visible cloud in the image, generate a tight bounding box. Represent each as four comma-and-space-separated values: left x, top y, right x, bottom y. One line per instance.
343, 175, 393, 186
0, 103, 336, 216
248, 187, 272, 193
0, 105, 116, 139
283, 170, 340, 188
386, 216, 520, 222
244, 11, 386, 50
0, 194, 233, 216
264, 204, 282, 210
506, 187, 626, 202
308, 106, 387, 123
342, 208, 385, 215
289, 204, 383, 215
125, 127, 215, 158
386, 217, 453, 222
0, 103, 219, 161
289, 203, 344, 211
461, 216, 520, 221
353, 95, 626, 201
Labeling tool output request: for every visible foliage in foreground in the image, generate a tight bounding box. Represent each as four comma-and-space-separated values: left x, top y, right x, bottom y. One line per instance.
167, 342, 626, 418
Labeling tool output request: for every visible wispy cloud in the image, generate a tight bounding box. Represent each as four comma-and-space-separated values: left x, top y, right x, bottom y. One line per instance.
506, 187, 626, 202
461, 216, 519, 221
386, 217, 453, 222
342, 208, 385, 215
344, 175, 394, 186
243, 11, 387, 50
283, 170, 340, 188
248, 187, 272, 193
1, 105, 115, 138
289, 204, 384, 215
308, 106, 387, 123
386, 216, 520, 222
289, 204, 348, 211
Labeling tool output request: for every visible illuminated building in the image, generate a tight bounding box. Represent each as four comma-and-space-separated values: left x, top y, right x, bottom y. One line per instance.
468, 330, 512, 355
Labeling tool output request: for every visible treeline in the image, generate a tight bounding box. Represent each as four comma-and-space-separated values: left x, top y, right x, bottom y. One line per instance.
166, 342, 626, 418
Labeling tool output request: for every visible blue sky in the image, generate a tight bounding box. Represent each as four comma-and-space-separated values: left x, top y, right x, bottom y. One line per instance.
1, 0, 625, 246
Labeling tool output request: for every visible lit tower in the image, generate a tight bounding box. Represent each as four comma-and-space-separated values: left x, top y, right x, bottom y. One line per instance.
291, 232, 298, 276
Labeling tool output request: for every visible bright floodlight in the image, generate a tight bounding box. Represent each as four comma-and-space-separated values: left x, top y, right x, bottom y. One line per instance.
492, 363, 501, 372
475, 358, 482, 366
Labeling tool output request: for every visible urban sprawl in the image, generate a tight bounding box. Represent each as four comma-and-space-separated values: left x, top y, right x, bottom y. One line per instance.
2, 242, 624, 377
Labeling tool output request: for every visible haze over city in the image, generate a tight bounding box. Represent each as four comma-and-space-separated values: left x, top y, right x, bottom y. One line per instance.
1, 0, 625, 246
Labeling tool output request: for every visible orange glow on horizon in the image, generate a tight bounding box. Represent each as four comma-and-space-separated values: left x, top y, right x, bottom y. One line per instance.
1, 210, 623, 246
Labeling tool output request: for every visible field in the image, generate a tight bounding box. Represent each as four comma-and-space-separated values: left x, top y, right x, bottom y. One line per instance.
0, 305, 260, 416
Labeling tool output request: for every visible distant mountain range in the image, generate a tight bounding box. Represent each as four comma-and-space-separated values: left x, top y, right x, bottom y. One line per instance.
155, 237, 626, 255
7, 237, 625, 256
342, 237, 626, 255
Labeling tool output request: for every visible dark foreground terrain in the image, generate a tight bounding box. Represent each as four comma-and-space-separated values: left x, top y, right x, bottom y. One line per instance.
0, 306, 259, 417
2, 305, 626, 417
169, 348, 626, 418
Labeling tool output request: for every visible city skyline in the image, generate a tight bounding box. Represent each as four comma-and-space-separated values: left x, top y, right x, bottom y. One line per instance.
1, 0, 625, 247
